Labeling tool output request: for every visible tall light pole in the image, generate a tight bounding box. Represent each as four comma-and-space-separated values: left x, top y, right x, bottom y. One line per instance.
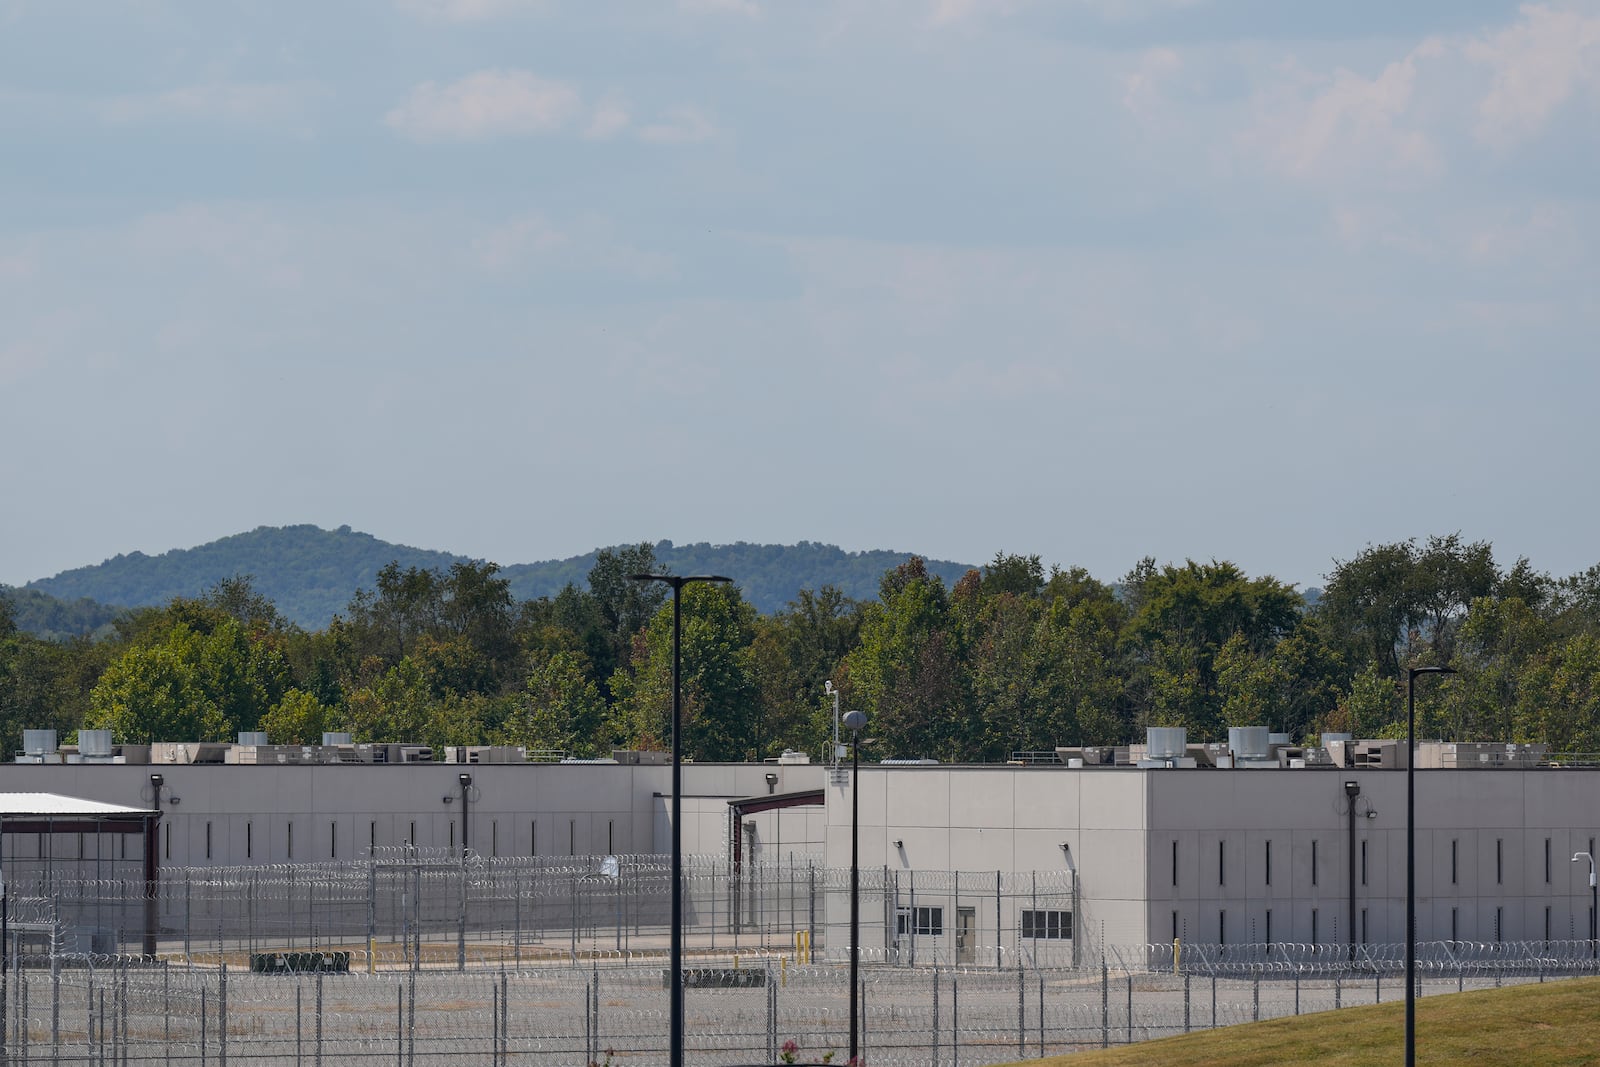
843, 708, 867, 1064
630, 572, 731, 1067
458, 773, 473, 857
1573, 852, 1597, 957
1406, 664, 1455, 1067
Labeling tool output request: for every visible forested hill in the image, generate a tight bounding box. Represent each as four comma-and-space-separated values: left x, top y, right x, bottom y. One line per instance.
18, 525, 975, 631
499, 542, 974, 618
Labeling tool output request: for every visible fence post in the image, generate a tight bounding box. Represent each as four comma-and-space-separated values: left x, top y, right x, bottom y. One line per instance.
1016, 966, 1025, 1058
1335, 973, 1341, 1010
500, 968, 509, 1063
458, 861, 468, 974
1100, 956, 1108, 1048
219, 962, 227, 1067
1253, 969, 1260, 1022
199, 985, 206, 1067
1038, 971, 1045, 1057
51, 950, 59, 1067
1126, 975, 1133, 1045
406, 966, 416, 1067
932, 966, 940, 1067
1294, 966, 1300, 1015
315, 969, 324, 1067
1210, 974, 1216, 1029
996, 871, 1003, 971
1183, 973, 1191, 1033
950, 970, 957, 1067
396, 983, 403, 1067
296, 984, 302, 1066
766, 964, 777, 1065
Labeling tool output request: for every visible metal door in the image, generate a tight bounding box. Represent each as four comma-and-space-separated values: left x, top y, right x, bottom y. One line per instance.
956, 906, 976, 965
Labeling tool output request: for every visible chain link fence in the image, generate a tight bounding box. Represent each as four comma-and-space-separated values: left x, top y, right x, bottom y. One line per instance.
1, 941, 1598, 1064
5, 853, 1599, 1062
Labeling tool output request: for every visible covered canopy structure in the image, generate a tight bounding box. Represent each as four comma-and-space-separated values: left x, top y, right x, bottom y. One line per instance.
0, 793, 161, 958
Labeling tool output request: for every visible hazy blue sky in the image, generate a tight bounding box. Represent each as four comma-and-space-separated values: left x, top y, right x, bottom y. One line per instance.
3, 1, 1596, 591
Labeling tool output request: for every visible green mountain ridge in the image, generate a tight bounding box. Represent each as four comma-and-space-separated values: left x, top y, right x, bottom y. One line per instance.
15, 525, 976, 632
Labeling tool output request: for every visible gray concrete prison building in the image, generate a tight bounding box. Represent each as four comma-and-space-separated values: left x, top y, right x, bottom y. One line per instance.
1, 728, 1595, 962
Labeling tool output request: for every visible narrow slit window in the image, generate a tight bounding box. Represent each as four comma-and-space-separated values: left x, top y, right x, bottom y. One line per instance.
1265, 840, 1272, 887
1218, 841, 1225, 886
1361, 841, 1367, 886
1312, 840, 1319, 886
1172, 840, 1178, 887
1451, 839, 1458, 885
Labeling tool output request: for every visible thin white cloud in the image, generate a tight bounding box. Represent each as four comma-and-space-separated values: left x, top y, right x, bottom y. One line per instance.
394, 0, 547, 21
387, 71, 715, 145
1465, 2, 1600, 150
386, 69, 583, 141
637, 106, 717, 144
678, 0, 761, 15
585, 94, 631, 140
1122, 47, 1181, 119
1243, 42, 1447, 185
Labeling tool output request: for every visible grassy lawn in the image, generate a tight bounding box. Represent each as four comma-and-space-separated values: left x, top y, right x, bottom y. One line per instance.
1021, 976, 1600, 1067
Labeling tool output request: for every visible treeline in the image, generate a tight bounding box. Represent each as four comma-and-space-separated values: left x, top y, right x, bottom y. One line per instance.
4, 535, 1600, 763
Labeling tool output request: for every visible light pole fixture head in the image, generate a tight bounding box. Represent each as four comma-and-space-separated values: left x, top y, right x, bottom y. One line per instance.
843, 710, 867, 733
1408, 665, 1458, 679
764, 772, 779, 794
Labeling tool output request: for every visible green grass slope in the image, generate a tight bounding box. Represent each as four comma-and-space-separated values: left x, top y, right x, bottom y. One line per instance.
1026, 977, 1600, 1067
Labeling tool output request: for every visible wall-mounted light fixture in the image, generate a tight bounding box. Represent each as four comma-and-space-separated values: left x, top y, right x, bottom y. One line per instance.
441, 795, 454, 804
764, 772, 779, 794
893, 839, 904, 850
149, 773, 165, 808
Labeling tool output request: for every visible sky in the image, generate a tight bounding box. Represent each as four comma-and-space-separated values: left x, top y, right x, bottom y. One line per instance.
2, 0, 1597, 592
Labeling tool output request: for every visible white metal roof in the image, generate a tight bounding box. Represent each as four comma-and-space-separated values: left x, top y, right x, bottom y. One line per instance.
0, 793, 155, 817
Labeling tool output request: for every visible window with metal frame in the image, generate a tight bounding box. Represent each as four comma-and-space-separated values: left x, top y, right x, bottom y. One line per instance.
1020, 909, 1073, 940
897, 906, 944, 937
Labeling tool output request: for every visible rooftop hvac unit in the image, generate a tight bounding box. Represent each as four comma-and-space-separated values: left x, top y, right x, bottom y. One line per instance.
238, 732, 269, 747
78, 729, 114, 759
1228, 727, 1271, 760
777, 749, 811, 765
22, 729, 57, 757
1146, 727, 1188, 760
322, 732, 352, 747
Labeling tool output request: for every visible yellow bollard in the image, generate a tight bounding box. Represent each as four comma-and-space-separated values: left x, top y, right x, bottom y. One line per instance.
733, 954, 739, 970
1173, 937, 1181, 974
